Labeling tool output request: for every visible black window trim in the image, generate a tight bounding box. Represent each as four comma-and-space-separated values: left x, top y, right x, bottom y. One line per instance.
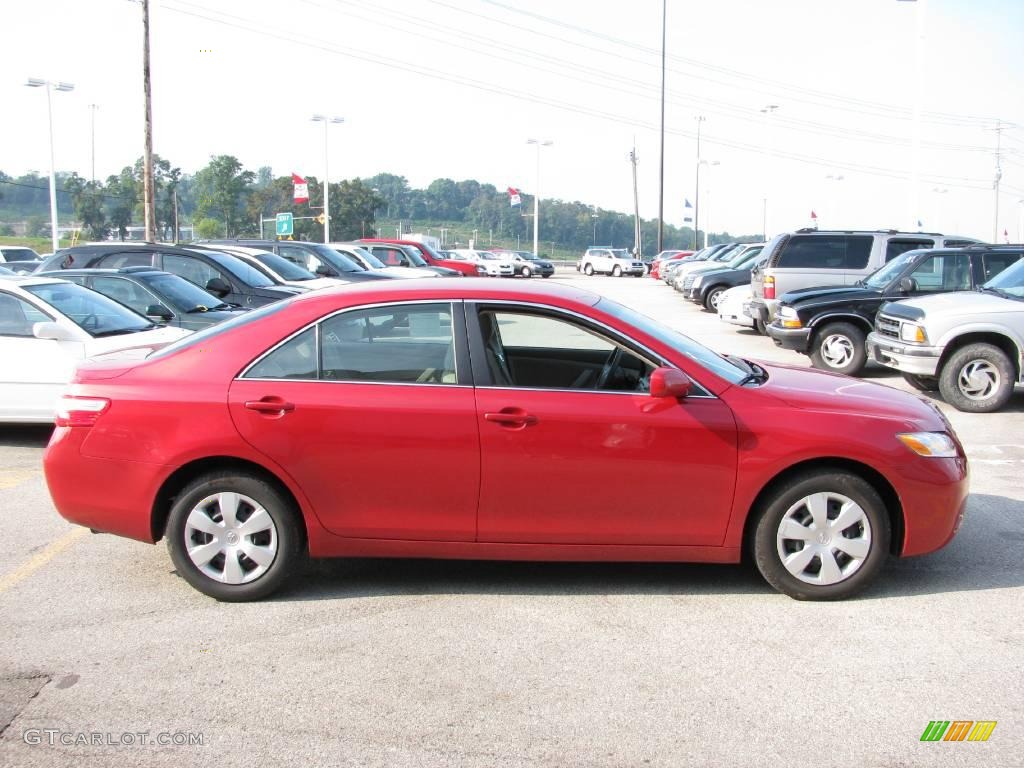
464, 300, 714, 398
238, 299, 470, 387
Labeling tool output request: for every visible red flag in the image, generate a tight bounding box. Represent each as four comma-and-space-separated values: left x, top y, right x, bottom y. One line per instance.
507, 187, 522, 207
293, 173, 309, 204
810, 210, 818, 219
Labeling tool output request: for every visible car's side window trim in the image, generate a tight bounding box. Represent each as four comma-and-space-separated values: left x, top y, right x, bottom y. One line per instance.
239, 300, 471, 387
464, 300, 713, 398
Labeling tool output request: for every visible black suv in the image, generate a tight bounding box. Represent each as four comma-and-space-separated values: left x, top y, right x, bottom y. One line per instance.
201, 240, 393, 282
38, 267, 250, 330
767, 245, 1024, 375
37, 244, 304, 307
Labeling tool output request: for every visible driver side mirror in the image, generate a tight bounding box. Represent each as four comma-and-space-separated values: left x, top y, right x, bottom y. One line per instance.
649, 367, 692, 399
145, 304, 173, 322
205, 277, 231, 297
315, 264, 333, 276
33, 321, 78, 342
897, 276, 917, 293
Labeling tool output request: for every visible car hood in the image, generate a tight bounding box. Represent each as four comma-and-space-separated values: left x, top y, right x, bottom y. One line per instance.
376, 266, 440, 279
83, 325, 191, 360
881, 290, 1021, 320
782, 285, 883, 306
284, 277, 347, 291
176, 308, 247, 330
748, 359, 945, 429
255, 285, 305, 299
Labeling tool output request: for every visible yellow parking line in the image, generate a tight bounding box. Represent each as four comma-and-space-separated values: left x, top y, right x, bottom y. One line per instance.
0, 527, 88, 595
0, 469, 40, 490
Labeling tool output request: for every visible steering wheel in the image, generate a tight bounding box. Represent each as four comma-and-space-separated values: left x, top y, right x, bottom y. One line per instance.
80, 314, 99, 331
594, 347, 623, 390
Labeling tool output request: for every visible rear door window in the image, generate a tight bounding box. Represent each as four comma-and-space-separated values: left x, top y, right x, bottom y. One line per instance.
99, 251, 156, 269
885, 239, 935, 262
92, 276, 159, 316
162, 254, 223, 290
776, 235, 873, 269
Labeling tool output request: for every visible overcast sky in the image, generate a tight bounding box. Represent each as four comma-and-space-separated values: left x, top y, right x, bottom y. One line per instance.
4, 0, 1023, 241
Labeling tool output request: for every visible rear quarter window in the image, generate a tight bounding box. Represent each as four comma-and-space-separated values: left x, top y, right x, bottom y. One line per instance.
775, 235, 872, 270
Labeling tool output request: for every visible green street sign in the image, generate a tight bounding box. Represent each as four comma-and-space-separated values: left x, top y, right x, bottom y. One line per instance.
275, 212, 294, 237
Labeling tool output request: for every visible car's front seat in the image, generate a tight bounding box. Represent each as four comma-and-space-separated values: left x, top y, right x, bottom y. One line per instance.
479, 312, 513, 386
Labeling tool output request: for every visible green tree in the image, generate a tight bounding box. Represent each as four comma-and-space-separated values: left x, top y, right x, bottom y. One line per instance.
64, 173, 109, 241
195, 217, 223, 239
327, 179, 384, 241
193, 155, 255, 237
104, 168, 139, 241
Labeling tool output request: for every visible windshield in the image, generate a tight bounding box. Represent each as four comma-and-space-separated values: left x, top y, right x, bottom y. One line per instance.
728, 247, 764, 269
517, 251, 540, 260
982, 257, 1024, 298
25, 281, 153, 337
341, 245, 384, 269
204, 252, 276, 287
311, 246, 366, 273
863, 251, 918, 289
397, 248, 428, 267
608, 249, 631, 259
596, 297, 746, 384
250, 252, 318, 281
1, 248, 40, 261
416, 242, 447, 261
147, 301, 287, 359
143, 273, 227, 311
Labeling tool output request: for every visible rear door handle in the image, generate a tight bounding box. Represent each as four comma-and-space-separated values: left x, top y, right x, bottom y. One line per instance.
245, 397, 295, 415
484, 409, 538, 427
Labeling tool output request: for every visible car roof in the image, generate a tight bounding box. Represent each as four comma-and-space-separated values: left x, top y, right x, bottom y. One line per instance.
38, 267, 169, 277
0, 275, 71, 290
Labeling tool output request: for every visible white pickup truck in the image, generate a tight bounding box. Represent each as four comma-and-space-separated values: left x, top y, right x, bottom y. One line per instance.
866, 253, 1024, 412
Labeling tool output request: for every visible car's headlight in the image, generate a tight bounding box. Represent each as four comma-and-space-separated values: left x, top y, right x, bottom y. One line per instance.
900, 323, 927, 343
777, 305, 801, 328
897, 432, 958, 458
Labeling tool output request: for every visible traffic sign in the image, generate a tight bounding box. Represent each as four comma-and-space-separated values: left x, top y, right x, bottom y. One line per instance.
275, 212, 294, 237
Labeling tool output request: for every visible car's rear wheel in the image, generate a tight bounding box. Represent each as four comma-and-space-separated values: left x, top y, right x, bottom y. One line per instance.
166, 472, 303, 601
703, 286, 726, 312
584, 263, 594, 276
809, 322, 867, 376
612, 265, 622, 277
901, 372, 939, 391
938, 343, 1014, 413
753, 470, 890, 600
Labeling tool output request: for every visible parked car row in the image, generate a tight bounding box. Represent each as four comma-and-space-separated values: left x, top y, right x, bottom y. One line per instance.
657, 227, 1024, 414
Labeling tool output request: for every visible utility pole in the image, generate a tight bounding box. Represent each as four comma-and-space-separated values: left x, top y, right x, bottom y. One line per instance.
88, 104, 99, 184
993, 119, 1004, 243
630, 144, 641, 257
656, 0, 666, 253
694, 116, 705, 251
141, 0, 156, 242
173, 188, 179, 242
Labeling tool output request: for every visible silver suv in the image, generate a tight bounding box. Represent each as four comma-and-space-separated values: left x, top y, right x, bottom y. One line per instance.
578, 248, 645, 277
866, 254, 1024, 412
747, 229, 976, 331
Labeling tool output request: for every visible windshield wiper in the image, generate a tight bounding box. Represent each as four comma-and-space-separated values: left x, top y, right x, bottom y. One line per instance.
92, 326, 151, 337
185, 305, 211, 313
980, 286, 1014, 299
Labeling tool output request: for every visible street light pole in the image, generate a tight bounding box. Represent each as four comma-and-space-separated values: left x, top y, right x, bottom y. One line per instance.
760, 104, 780, 238
591, 211, 599, 245
88, 104, 99, 184
26, 78, 75, 254
526, 138, 552, 256
656, 0, 666, 253
311, 115, 344, 243
694, 116, 705, 250
141, 0, 156, 242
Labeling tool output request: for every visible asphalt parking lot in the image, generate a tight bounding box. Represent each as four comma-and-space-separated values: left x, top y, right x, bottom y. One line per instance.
1, 272, 1022, 767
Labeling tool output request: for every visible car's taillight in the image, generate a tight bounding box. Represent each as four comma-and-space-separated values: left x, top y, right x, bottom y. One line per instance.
763, 275, 776, 299
55, 396, 110, 427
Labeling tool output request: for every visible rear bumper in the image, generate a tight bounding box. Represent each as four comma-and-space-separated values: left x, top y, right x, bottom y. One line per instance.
747, 298, 778, 324
767, 324, 811, 352
866, 332, 942, 376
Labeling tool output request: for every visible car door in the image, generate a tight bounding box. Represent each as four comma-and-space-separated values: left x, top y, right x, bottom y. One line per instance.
228, 301, 480, 541
91, 276, 168, 320
0, 291, 82, 421
468, 304, 738, 546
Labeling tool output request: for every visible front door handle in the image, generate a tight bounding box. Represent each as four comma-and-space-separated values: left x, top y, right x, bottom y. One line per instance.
484, 408, 538, 427
245, 397, 295, 415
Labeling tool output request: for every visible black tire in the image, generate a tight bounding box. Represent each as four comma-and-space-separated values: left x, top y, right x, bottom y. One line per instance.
809, 322, 867, 376
166, 472, 303, 601
753, 470, 891, 601
541, 273, 551, 278
702, 285, 727, 312
753, 318, 767, 335
901, 372, 939, 392
937, 343, 1015, 413
584, 263, 594, 276
612, 265, 622, 277
521, 266, 532, 278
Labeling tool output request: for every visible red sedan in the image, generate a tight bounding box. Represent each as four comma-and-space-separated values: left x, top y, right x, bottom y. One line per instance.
44, 280, 968, 602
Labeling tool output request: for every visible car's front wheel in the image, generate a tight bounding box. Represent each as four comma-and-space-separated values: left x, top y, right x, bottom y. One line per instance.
521, 266, 532, 278
612, 265, 622, 277
166, 472, 303, 601
809, 322, 867, 376
703, 286, 726, 312
938, 343, 1015, 413
753, 470, 890, 600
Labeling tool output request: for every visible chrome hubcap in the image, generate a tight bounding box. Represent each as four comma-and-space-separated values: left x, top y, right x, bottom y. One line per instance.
776, 492, 871, 586
820, 334, 854, 368
184, 492, 278, 585
958, 360, 1000, 400
709, 291, 723, 310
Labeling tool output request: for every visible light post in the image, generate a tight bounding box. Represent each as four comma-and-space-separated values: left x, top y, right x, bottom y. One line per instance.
526, 138, 553, 256
825, 173, 845, 228
88, 103, 99, 184
696, 159, 720, 249
591, 211, 599, 245
760, 104, 780, 239
311, 115, 344, 243
26, 78, 75, 253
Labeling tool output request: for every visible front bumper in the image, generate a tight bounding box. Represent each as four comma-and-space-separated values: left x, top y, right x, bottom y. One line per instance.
767, 323, 812, 352
866, 332, 942, 376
